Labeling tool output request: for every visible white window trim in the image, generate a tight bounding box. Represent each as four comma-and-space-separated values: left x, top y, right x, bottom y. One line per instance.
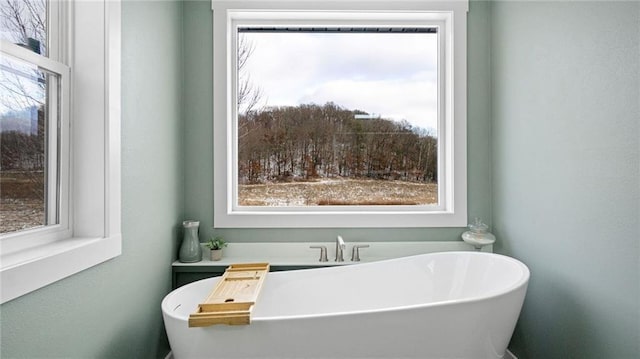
0, 0, 121, 303
212, 0, 467, 228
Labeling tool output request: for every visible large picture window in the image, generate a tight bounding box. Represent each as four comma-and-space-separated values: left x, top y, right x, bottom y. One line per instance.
213, 2, 468, 228
237, 27, 439, 207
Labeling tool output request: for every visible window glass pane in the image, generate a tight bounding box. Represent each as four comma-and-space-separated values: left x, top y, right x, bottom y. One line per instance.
0, 53, 58, 234
237, 29, 438, 207
0, 0, 47, 56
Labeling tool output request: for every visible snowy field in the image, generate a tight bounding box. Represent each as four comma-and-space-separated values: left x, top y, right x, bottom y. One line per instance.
239, 178, 437, 206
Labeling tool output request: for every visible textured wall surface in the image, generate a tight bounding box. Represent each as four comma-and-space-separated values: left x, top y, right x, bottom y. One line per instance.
491, 1, 640, 358
0, 1, 183, 357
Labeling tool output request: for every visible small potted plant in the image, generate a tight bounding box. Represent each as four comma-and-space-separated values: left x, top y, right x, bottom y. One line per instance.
205, 236, 227, 261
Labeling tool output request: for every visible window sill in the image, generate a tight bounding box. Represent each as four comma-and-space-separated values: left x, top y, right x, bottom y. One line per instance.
0, 235, 121, 303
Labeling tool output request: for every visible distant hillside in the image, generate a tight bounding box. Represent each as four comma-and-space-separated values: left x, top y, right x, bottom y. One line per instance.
238, 102, 438, 184
0, 106, 40, 135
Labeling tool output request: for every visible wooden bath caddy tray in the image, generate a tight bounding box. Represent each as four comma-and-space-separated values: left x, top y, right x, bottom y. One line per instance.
189, 263, 270, 327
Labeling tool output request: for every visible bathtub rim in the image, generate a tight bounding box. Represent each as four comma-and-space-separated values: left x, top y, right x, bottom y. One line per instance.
161, 251, 529, 323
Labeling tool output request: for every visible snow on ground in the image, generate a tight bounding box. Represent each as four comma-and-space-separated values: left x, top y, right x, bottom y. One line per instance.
239, 178, 437, 206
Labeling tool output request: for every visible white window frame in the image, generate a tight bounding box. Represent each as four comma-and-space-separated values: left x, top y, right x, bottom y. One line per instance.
212, 0, 467, 228
0, 0, 122, 303
0, 1, 71, 253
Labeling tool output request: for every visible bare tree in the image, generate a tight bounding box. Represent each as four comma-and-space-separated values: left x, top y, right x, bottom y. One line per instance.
1, 0, 46, 53
1, 0, 47, 113
237, 33, 263, 115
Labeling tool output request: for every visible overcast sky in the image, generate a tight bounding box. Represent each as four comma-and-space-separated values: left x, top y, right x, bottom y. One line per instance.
241, 31, 439, 133
0, 56, 44, 116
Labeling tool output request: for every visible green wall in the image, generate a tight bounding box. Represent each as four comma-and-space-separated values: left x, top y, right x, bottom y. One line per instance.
0, 1, 183, 357
491, 1, 640, 358
183, 0, 493, 242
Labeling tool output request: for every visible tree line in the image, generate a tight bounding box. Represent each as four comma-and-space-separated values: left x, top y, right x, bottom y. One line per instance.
1, 106, 45, 171
0, 106, 46, 200
238, 102, 437, 184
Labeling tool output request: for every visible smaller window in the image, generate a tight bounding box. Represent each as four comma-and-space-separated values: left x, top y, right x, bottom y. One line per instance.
213, 2, 468, 228
0, 0, 121, 304
1, 0, 70, 239
0, 53, 62, 233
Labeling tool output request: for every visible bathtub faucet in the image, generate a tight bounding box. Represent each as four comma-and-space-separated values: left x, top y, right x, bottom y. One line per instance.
335, 235, 346, 262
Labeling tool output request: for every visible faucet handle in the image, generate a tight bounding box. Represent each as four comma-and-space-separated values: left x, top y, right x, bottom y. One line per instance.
309, 245, 328, 262
351, 244, 370, 262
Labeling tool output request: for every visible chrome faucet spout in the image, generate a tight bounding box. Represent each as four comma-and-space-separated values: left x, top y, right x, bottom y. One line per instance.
335, 235, 346, 262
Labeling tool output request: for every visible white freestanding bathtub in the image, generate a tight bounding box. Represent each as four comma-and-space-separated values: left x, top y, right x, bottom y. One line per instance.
162, 251, 529, 359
